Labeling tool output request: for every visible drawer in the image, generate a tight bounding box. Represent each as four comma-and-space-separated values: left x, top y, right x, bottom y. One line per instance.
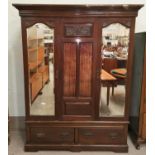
30, 127, 74, 144
78, 126, 126, 145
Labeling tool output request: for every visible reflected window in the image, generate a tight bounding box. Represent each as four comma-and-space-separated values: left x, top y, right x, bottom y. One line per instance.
27, 23, 55, 116
100, 23, 129, 117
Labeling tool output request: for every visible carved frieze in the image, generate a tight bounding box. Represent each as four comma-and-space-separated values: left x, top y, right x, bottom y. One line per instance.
64, 24, 93, 37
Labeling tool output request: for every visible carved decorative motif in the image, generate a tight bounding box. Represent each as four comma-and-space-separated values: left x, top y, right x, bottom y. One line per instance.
65, 24, 93, 37
24, 20, 54, 29
102, 20, 131, 28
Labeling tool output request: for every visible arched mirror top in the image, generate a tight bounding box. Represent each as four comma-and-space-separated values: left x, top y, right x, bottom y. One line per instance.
102, 23, 130, 53
27, 23, 54, 44
102, 21, 131, 29
24, 20, 55, 29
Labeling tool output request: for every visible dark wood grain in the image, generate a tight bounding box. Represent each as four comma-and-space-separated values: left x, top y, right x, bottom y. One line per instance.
30, 127, 74, 144
79, 43, 93, 97
65, 102, 91, 115
78, 126, 126, 145
63, 43, 77, 97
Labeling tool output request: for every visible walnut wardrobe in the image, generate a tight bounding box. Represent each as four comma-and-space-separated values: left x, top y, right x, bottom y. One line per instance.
13, 4, 143, 152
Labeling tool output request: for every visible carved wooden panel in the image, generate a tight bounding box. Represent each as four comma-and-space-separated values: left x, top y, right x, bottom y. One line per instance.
79, 43, 93, 97
102, 20, 131, 28
63, 43, 77, 96
64, 24, 93, 37
64, 102, 91, 115
24, 20, 55, 29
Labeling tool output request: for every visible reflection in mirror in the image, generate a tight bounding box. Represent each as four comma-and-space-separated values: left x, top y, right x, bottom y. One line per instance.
99, 23, 129, 117
27, 23, 55, 116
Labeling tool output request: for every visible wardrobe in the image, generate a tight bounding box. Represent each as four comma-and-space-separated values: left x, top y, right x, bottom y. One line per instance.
13, 4, 143, 152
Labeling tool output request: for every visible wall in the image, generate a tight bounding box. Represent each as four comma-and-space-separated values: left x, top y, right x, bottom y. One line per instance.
8, 0, 145, 116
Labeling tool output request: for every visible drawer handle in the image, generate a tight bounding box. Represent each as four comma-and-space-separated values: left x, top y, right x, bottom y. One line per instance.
83, 132, 94, 136
36, 132, 45, 138
109, 132, 119, 139
60, 132, 70, 138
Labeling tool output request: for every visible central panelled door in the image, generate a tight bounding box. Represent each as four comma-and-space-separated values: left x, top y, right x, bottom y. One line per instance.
59, 19, 99, 120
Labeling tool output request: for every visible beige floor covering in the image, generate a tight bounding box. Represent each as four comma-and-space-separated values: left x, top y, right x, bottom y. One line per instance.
8, 129, 146, 155
100, 85, 125, 117
30, 61, 55, 116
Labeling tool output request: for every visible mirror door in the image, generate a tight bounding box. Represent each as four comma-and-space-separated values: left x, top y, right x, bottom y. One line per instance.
27, 23, 55, 116
99, 23, 130, 117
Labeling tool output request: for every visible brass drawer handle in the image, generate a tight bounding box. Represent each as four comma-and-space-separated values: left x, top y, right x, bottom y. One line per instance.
109, 132, 119, 139
36, 132, 45, 138
83, 132, 94, 136
60, 132, 70, 138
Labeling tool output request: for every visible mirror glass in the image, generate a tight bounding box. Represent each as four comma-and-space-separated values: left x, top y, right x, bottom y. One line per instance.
99, 23, 129, 117
27, 23, 55, 116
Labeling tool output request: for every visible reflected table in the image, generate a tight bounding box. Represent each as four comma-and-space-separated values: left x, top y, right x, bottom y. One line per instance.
100, 69, 117, 106
111, 68, 127, 96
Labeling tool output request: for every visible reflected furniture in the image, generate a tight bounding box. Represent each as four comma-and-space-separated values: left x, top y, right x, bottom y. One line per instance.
14, 4, 143, 152
102, 58, 127, 74
27, 25, 50, 102
102, 58, 117, 73
111, 68, 127, 78
111, 68, 127, 95
100, 69, 117, 106
129, 32, 146, 149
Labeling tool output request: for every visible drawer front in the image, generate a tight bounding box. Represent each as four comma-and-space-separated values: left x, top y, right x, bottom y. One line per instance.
30, 127, 74, 144
78, 126, 126, 145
